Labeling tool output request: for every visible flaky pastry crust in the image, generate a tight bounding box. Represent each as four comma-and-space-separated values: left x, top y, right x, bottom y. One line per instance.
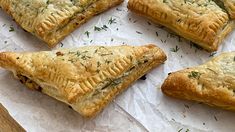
128, 0, 235, 52
0, 44, 166, 117
162, 52, 235, 111
0, 0, 123, 47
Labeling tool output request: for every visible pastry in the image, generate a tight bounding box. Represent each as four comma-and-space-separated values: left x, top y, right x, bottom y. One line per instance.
0, 0, 123, 47
0, 44, 167, 117
162, 52, 235, 111
128, 0, 235, 52
222, 0, 235, 19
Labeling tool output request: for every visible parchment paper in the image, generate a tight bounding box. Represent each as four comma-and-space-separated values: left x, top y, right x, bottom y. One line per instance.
1, 1, 235, 132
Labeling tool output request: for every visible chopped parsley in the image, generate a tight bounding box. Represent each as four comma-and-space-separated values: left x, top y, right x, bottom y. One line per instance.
178, 128, 183, 132
60, 42, 64, 47
97, 61, 101, 67
81, 55, 91, 60
184, 104, 189, 109
101, 53, 113, 56
163, 0, 168, 3
108, 17, 117, 25
188, 71, 201, 79
94, 26, 101, 31
9, 26, 15, 32
84, 31, 90, 38
156, 32, 158, 36
94, 25, 108, 31
105, 60, 111, 64
116, 8, 122, 11
170, 45, 180, 52
136, 31, 142, 34
102, 25, 108, 30
76, 51, 81, 57
214, 115, 218, 121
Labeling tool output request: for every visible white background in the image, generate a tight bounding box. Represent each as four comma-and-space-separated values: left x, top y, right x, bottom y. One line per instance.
0, 0, 235, 132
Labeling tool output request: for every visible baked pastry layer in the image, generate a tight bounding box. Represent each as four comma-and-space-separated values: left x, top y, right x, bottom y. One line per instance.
222, 0, 235, 19
128, 0, 235, 52
0, 44, 167, 117
162, 52, 235, 111
0, 0, 123, 47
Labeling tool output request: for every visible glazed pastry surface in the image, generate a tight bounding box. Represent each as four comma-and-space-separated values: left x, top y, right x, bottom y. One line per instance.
162, 52, 235, 111
0, 44, 167, 117
128, 0, 235, 52
0, 0, 123, 47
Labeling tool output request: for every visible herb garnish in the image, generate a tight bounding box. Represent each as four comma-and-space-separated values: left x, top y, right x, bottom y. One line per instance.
9, 26, 14, 32
94, 25, 108, 31
170, 45, 180, 52
214, 115, 218, 121
94, 26, 101, 31
84, 31, 90, 38
188, 71, 201, 79
233, 56, 235, 61
105, 60, 111, 64
156, 32, 158, 36
116, 8, 122, 11
60, 42, 64, 47
136, 31, 142, 34
76, 51, 81, 57
108, 17, 117, 25
97, 61, 101, 67
184, 104, 189, 109
178, 128, 183, 132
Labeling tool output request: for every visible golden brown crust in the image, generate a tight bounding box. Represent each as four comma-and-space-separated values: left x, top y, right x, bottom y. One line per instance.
0, 0, 124, 47
223, 0, 235, 19
128, 0, 235, 52
161, 52, 235, 111
0, 44, 167, 117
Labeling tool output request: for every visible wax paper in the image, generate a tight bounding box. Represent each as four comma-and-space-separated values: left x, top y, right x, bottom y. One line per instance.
0, 1, 235, 132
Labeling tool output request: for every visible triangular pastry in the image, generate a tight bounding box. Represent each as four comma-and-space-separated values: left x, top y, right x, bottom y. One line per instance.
0, 44, 167, 117
0, 0, 123, 47
162, 52, 235, 111
128, 0, 235, 52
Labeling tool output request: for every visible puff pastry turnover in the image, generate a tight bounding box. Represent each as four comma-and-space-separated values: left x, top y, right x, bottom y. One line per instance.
0, 44, 166, 117
0, 0, 123, 47
162, 52, 235, 111
128, 0, 235, 52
